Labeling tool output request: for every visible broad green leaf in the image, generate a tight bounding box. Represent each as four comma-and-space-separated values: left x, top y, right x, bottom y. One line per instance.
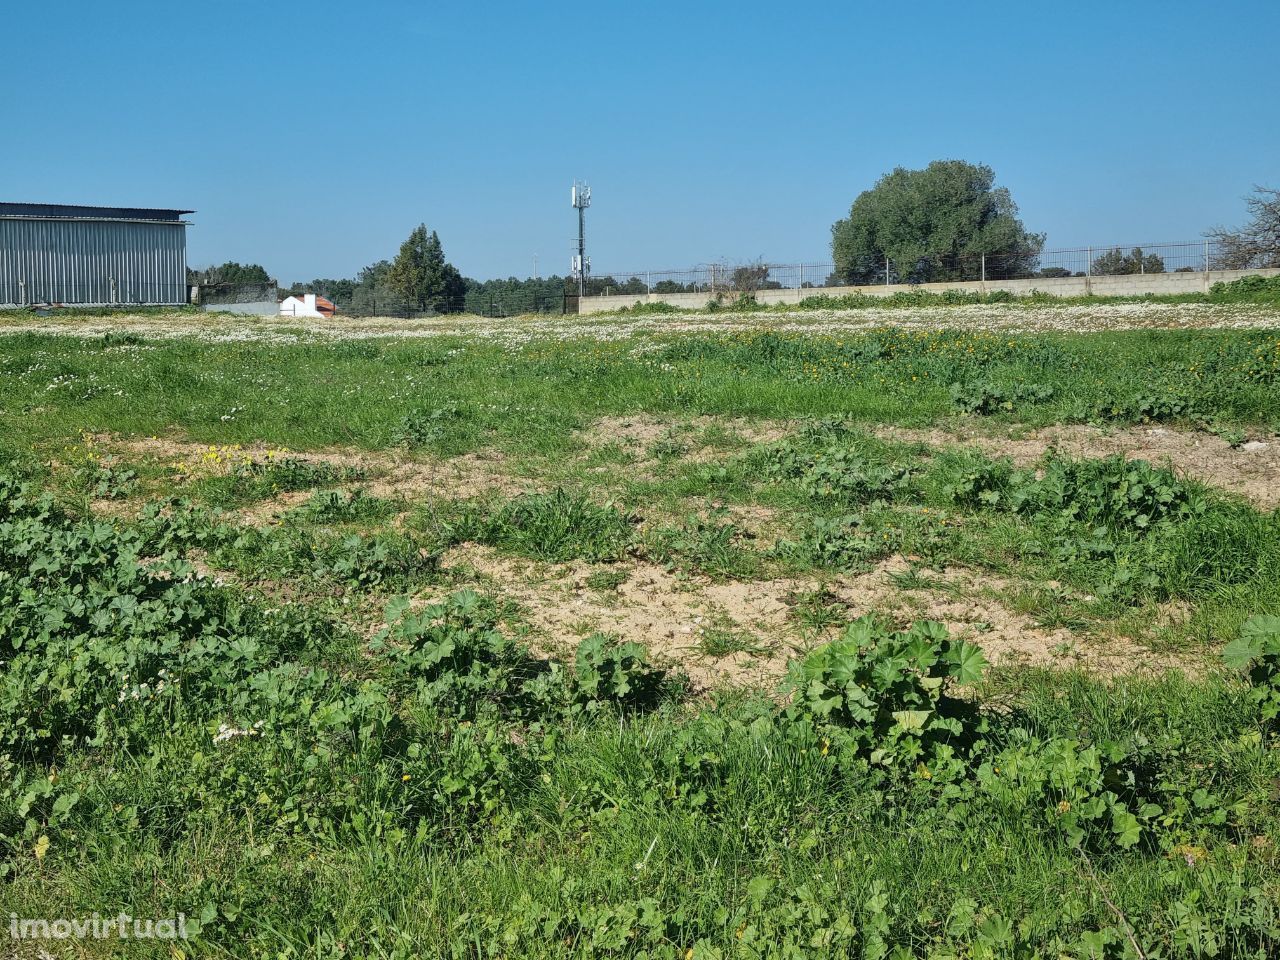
745, 875, 773, 905
1111, 807, 1142, 848
945, 640, 988, 685
892, 710, 931, 732
1240, 614, 1280, 653
1222, 635, 1262, 670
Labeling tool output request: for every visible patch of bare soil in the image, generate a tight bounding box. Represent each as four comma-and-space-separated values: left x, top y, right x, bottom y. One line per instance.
100, 434, 530, 504
826, 557, 1195, 675
578, 415, 788, 460
878, 423, 1280, 510
428, 546, 1189, 692
435, 544, 803, 690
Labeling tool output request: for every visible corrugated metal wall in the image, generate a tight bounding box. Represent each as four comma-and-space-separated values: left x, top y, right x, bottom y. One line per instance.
0, 218, 188, 306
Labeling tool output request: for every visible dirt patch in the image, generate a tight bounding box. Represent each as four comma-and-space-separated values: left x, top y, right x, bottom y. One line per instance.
435, 544, 802, 690
568, 414, 790, 493
99, 434, 529, 503
879, 423, 1280, 510
363, 452, 530, 501
579, 415, 788, 457
429, 546, 1189, 692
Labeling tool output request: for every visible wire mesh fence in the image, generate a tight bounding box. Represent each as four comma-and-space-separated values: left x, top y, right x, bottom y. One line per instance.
592, 240, 1230, 297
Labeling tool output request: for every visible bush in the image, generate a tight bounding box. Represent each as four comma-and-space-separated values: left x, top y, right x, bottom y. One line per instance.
785, 616, 987, 768
1209, 274, 1280, 304
571, 634, 668, 713
374, 590, 555, 721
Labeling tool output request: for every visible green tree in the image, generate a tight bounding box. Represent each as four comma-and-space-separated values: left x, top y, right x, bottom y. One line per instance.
831, 161, 1044, 284
187, 261, 273, 285
1090, 247, 1165, 276
388, 225, 466, 313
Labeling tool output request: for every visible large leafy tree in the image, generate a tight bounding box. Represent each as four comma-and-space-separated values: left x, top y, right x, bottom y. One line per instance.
388, 224, 466, 312
831, 161, 1044, 284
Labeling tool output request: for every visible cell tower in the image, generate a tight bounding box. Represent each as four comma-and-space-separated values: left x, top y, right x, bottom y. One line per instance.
571, 181, 591, 297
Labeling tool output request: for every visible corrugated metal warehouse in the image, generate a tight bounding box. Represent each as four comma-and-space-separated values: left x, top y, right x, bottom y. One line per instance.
0, 202, 192, 307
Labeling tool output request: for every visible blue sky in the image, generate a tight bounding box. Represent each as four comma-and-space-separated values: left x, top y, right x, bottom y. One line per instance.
3, 0, 1277, 283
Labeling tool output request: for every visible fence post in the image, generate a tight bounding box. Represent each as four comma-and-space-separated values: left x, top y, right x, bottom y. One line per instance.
1085, 246, 1092, 296
885, 257, 890, 287
980, 253, 986, 287
1204, 239, 1211, 293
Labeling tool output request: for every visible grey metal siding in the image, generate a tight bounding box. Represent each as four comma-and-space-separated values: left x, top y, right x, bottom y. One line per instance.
0, 218, 188, 306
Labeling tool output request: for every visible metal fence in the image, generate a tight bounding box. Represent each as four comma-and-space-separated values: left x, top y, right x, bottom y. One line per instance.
591, 240, 1231, 296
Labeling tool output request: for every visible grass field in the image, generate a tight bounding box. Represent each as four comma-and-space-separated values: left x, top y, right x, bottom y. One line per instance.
2, 296, 1279, 958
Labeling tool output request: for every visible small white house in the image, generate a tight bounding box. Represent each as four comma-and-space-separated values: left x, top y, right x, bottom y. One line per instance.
279, 293, 335, 318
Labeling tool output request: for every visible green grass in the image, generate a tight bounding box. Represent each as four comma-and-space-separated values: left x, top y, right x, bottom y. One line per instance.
3, 327, 1279, 460
2, 314, 1280, 957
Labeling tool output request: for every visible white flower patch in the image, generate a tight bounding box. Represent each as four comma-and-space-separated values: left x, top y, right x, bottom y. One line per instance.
212, 720, 265, 744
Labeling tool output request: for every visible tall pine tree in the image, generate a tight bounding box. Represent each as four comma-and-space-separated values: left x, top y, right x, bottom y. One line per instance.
388, 224, 465, 312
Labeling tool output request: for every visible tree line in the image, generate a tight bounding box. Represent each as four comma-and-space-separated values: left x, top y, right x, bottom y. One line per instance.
191, 167, 1278, 314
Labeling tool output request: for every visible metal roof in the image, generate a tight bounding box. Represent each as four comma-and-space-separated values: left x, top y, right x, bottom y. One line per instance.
0, 202, 194, 223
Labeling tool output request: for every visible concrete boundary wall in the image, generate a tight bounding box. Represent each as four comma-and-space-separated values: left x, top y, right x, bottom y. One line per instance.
201, 300, 279, 316
578, 267, 1280, 315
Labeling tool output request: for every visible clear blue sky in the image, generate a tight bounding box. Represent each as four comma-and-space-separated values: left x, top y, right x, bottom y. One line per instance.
3, 0, 1277, 283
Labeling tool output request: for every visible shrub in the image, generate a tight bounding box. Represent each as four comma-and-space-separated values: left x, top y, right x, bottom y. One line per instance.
570, 634, 668, 713
763, 437, 914, 504
373, 590, 555, 721
1209, 274, 1280, 304
785, 616, 987, 768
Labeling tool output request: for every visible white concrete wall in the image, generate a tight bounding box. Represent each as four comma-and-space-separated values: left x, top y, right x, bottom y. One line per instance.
201, 300, 278, 315
578, 267, 1280, 315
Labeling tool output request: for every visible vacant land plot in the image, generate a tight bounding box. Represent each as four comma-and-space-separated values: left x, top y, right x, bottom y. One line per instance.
1, 300, 1278, 957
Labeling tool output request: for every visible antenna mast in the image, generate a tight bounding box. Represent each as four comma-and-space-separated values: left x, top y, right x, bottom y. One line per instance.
571, 181, 591, 298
